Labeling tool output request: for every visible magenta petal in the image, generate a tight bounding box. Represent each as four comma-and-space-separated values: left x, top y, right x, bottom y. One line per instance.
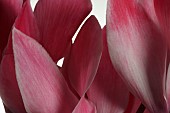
15, 0, 40, 42
87, 27, 129, 113
0, 55, 26, 113
64, 16, 102, 96
5, 0, 40, 55
34, 0, 92, 61
0, 2, 41, 112
12, 28, 78, 113
107, 0, 168, 112
154, 0, 170, 47
0, 0, 22, 60
72, 97, 97, 113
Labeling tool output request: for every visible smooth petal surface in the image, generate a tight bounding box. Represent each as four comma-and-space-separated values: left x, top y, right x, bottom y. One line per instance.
139, 0, 159, 27
12, 28, 78, 113
5, 0, 40, 55
0, 2, 41, 112
34, 0, 92, 61
0, 55, 26, 113
87, 27, 129, 113
154, 0, 170, 47
15, 0, 40, 42
0, 0, 22, 60
72, 97, 97, 113
64, 16, 102, 96
107, 0, 168, 112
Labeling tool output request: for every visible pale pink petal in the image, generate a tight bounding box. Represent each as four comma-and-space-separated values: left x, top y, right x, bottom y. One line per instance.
72, 97, 97, 113
64, 16, 102, 96
87, 27, 129, 113
0, 0, 22, 60
12, 28, 78, 113
34, 0, 92, 61
107, 0, 168, 112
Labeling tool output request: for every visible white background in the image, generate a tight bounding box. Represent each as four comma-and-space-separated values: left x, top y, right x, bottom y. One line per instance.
0, 0, 107, 112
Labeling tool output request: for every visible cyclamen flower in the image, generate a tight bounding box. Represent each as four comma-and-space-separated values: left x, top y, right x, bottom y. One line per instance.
1, 0, 170, 113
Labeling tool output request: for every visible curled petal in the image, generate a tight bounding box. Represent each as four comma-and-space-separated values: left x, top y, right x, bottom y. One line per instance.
107, 0, 168, 112
34, 0, 92, 61
12, 28, 78, 113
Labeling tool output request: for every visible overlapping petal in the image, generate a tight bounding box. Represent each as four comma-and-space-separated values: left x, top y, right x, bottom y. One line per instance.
107, 0, 168, 112
0, 55, 26, 113
34, 0, 92, 61
87, 27, 129, 113
0, 0, 22, 61
63, 16, 102, 97
0, 2, 41, 112
5, 0, 40, 55
12, 28, 78, 113
72, 96, 97, 113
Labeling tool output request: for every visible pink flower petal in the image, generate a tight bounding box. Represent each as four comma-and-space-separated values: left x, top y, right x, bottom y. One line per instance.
12, 28, 78, 113
63, 16, 102, 97
154, 0, 170, 47
107, 0, 168, 112
0, 55, 26, 113
72, 96, 97, 113
15, 0, 40, 42
0, 2, 41, 112
0, 0, 22, 60
34, 0, 92, 62
5, 0, 40, 55
87, 27, 129, 113
139, 0, 159, 26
